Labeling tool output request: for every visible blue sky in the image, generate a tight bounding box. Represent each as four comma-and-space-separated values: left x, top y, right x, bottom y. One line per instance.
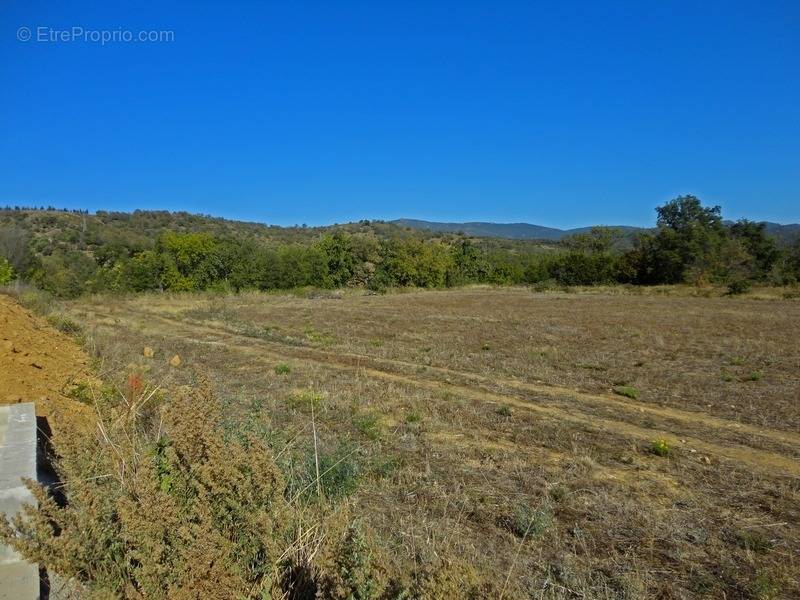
1, 1, 798, 228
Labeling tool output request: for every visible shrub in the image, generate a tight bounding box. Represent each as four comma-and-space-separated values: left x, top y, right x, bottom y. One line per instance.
0, 257, 14, 285
726, 279, 751, 295
354, 412, 382, 441
507, 503, 553, 539
613, 385, 638, 400
316, 520, 386, 599
0, 384, 293, 598
405, 411, 421, 424
735, 529, 773, 554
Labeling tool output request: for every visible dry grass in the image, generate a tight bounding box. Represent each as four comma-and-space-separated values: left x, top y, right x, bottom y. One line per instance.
66, 286, 800, 598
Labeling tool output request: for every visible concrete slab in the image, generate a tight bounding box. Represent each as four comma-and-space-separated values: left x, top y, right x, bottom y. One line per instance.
0, 403, 39, 599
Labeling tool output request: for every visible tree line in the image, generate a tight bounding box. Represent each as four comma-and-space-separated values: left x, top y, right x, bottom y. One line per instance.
1, 196, 799, 297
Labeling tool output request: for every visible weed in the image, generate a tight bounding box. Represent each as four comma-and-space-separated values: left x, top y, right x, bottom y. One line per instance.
354, 412, 382, 441
317, 446, 362, 501
66, 381, 96, 404
496, 405, 513, 417
506, 503, 553, 539
720, 370, 733, 382
274, 362, 291, 375
750, 571, 779, 599
745, 370, 762, 382
316, 521, 385, 600
650, 438, 671, 457
405, 411, 421, 424
287, 389, 324, 413
735, 529, 773, 554
578, 363, 607, 371
47, 313, 82, 335
371, 455, 402, 479
548, 485, 568, 503
613, 385, 638, 400
305, 327, 335, 346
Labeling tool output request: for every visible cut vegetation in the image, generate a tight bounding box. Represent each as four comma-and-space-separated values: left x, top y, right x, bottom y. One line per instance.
2, 285, 792, 598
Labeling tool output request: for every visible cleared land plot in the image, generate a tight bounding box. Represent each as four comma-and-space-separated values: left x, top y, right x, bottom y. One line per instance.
69, 287, 800, 598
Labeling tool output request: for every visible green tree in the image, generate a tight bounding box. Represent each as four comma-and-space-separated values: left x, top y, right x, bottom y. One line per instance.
315, 232, 356, 287
0, 257, 14, 285
786, 239, 800, 282
449, 239, 488, 284
0, 226, 33, 275
29, 251, 97, 298
157, 232, 222, 290
729, 220, 779, 279
126, 251, 166, 292
626, 196, 727, 284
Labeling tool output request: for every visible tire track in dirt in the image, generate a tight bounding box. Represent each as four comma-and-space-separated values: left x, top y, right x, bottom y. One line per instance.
100, 304, 800, 448
82, 306, 800, 476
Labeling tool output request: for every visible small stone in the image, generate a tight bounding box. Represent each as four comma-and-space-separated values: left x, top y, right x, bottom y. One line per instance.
169, 354, 182, 368
143, 346, 155, 358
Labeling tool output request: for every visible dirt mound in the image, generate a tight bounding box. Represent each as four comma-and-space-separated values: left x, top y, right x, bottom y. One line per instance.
0, 294, 94, 432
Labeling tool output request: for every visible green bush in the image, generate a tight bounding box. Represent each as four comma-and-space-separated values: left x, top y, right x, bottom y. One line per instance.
613, 385, 638, 400
508, 503, 553, 539
0, 257, 14, 285
496, 405, 513, 417
726, 279, 751, 295
651, 438, 671, 457
354, 412, 382, 441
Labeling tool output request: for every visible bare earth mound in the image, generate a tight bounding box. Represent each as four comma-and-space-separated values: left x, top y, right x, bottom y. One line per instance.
0, 294, 94, 433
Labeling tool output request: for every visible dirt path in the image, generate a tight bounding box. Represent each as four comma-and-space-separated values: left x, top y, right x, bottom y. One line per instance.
83, 305, 800, 477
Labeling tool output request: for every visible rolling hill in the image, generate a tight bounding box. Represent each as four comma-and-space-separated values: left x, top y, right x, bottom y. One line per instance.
393, 218, 800, 242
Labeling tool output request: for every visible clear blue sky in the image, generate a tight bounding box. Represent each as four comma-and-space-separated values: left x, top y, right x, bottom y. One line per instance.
1, 1, 798, 228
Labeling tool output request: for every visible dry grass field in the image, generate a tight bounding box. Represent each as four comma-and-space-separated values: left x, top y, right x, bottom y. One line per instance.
66, 286, 800, 598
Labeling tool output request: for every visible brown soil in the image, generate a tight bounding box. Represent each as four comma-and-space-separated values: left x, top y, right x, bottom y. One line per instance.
67, 289, 800, 597
0, 294, 94, 433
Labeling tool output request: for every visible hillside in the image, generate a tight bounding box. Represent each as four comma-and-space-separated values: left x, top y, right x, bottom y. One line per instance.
0, 209, 552, 260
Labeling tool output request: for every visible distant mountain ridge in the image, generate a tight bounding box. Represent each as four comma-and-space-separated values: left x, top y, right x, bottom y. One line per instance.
391, 219, 645, 241
392, 219, 800, 242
